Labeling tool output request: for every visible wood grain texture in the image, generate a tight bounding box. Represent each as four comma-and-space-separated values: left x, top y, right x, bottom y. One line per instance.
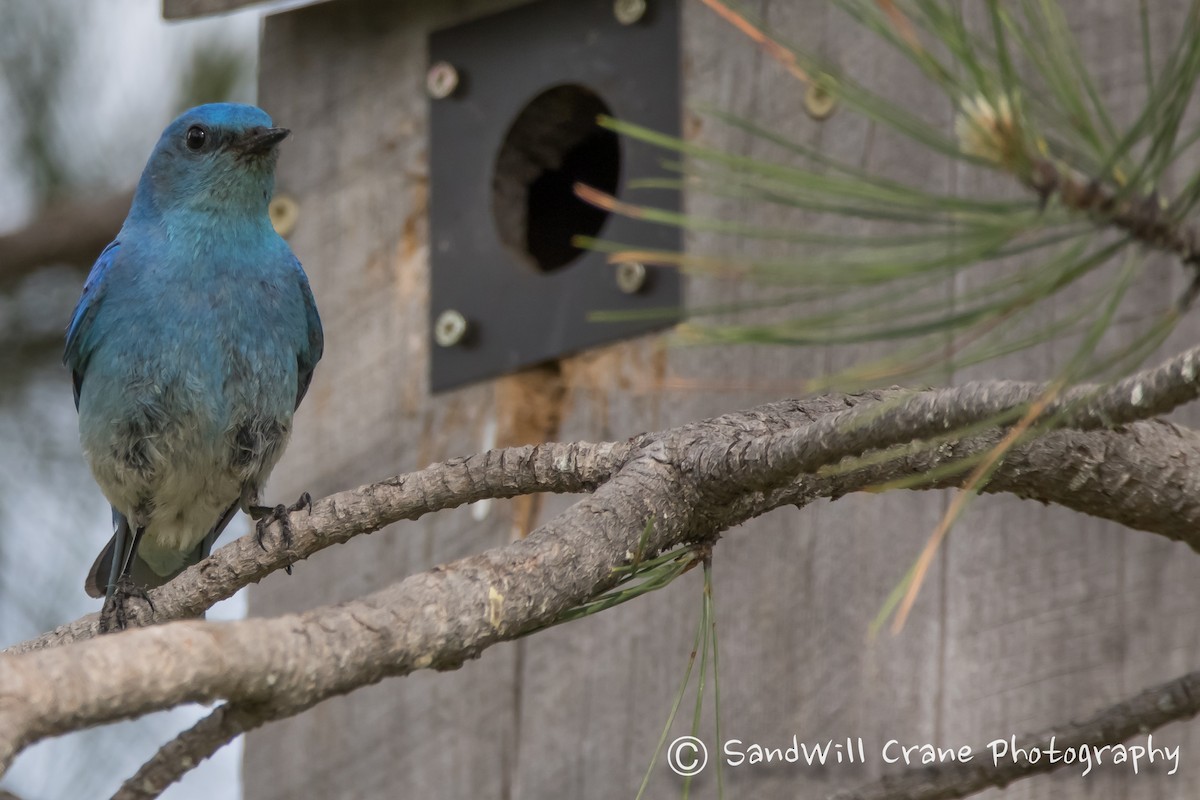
247, 1, 1200, 798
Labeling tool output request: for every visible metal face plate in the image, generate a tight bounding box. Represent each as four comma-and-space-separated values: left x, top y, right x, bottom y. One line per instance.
429, 0, 681, 392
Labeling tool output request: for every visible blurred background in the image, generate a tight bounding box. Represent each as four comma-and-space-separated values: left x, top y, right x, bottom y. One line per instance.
0, 1, 263, 796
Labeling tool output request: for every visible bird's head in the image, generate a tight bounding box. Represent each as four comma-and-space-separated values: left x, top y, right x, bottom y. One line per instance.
132, 103, 289, 220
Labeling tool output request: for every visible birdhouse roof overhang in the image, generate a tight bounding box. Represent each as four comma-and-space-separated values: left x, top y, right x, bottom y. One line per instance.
164, 0, 326, 20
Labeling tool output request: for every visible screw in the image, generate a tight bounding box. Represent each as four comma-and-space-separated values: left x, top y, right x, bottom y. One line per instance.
427, 61, 460, 99
614, 0, 646, 25
434, 310, 469, 347
804, 80, 837, 120
268, 194, 299, 238
615, 261, 647, 294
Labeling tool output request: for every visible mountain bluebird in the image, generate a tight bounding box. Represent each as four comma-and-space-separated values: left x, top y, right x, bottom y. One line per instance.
65, 103, 323, 627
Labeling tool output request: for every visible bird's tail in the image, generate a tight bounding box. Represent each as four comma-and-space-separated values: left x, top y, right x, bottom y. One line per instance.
84, 504, 239, 599
84, 539, 113, 598
85, 509, 132, 600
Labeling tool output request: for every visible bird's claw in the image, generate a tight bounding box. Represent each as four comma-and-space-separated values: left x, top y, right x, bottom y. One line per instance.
253, 504, 289, 549
99, 576, 154, 634
250, 492, 312, 575
295, 491, 313, 515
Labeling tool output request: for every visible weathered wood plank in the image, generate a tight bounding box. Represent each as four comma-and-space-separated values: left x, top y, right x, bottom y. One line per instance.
248, 0, 1200, 798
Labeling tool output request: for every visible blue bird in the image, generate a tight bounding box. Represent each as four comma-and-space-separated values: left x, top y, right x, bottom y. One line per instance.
64, 103, 323, 624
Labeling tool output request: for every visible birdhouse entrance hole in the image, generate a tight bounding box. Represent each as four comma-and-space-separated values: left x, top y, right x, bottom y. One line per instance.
428, 0, 681, 392
491, 85, 621, 273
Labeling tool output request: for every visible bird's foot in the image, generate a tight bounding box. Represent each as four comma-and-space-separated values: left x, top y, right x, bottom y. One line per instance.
249, 492, 312, 575
98, 576, 154, 634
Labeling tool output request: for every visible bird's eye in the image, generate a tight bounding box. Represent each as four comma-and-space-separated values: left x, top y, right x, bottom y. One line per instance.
185, 126, 208, 151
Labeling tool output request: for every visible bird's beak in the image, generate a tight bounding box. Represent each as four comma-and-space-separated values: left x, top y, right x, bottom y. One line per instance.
239, 126, 290, 156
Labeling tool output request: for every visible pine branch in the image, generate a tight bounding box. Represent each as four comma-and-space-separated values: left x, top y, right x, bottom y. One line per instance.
112, 702, 279, 800
6, 438, 632, 655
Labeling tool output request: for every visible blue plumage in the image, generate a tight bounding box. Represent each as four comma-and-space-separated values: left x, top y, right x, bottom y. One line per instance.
64, 103, 322, 603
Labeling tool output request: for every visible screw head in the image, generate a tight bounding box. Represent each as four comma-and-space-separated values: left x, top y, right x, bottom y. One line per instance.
615, 261, 647, 294
804, 81, 837, 120
614, 0, 646, 25
427, 61, 460, 99
434, 309, 469, 347
268, 194, 299, 238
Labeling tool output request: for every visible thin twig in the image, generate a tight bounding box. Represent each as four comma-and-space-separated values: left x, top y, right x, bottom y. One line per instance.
112, 702, 283, 800
4, 439, 634, 656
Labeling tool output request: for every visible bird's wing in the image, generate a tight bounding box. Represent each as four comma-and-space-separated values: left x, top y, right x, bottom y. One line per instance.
64, 239, 121, 410
293, 257, 324, 410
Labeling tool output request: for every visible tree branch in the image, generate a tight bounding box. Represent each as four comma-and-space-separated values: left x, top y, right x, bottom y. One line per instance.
113, 701, 281, 800
737, 418, 1200, 550
15, 345, 1200, 654
829, 666, 1200, 800
721, 340, 1200, 499
0, 190, 132, 289
5, 438, 633, 655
